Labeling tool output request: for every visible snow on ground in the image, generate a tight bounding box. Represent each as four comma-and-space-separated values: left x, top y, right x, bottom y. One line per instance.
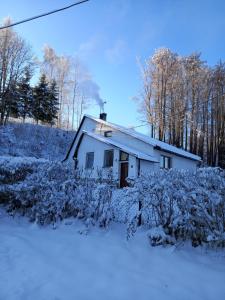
0, 211, 225, 300
0, 122, 74, 160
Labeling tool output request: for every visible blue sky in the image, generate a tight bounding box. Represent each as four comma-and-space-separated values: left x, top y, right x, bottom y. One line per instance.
1, 0, 225, 132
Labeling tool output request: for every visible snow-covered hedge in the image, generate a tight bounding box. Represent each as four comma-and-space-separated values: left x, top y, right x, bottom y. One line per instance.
123, 169, 225, 247
0, 157, 224, 247
0, 157, 115, 228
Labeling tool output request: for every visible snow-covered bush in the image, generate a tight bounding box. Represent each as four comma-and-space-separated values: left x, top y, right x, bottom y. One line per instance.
147, 226, 175, 246
0, 156, 46, 184
1, 156, 224, 247
0, 157, 116, 227
124, 168, 225, 247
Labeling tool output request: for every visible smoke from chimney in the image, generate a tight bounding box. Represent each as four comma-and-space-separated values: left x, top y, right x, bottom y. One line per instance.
79, 79, 104, 109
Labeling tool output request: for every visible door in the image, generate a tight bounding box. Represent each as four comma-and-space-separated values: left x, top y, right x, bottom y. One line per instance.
120, 162, 129, 188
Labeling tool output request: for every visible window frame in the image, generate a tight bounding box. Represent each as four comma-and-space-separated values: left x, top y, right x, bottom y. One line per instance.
160, 155, 172, 169
120, 151, 129, 162
103, 149, 114, 168
85, 152, 94, 169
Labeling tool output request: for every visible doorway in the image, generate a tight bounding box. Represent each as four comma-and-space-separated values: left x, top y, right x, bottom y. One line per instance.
120, 162, 129, 188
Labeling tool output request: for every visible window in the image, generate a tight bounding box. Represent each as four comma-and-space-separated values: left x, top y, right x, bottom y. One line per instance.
104, 149, 114, 167
160, 155, 171, 169
85, 152, 94, 169
120, 151, 129, 161
104, 131, 112, 137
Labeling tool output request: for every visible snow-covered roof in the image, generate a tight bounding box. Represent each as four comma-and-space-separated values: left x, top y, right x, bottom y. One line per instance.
84, 115, 201, 161
83, 131, 159, 163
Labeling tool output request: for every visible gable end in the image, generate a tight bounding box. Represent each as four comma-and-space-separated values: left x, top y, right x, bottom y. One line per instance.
62, 116, 86, 162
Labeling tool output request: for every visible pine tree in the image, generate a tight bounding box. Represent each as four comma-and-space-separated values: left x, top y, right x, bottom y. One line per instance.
45, 80, 59, 125
33, 74, 49, 124
6, 81, 19, 122
17, 68, 33, 122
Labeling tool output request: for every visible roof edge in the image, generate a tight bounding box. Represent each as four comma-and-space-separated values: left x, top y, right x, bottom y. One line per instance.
84, 131, 159, 163
83, 114, 201, 162
62, 115, 86, 162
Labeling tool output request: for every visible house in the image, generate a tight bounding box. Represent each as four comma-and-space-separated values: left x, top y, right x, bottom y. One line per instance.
64, 113, 201, 187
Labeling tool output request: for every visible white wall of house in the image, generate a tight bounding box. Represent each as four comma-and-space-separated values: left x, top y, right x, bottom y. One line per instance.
76, 134, 139, 181
140, 160, 158, 175
172, 155, 198, 170
153, 149, 198, 170
77, 134, 118, 179
67, 117, 97, 161
127, 155, 137, 179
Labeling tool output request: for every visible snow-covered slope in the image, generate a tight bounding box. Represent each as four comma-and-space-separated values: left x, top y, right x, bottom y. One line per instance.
0, 211, 225, 300
0, 122, 74, 160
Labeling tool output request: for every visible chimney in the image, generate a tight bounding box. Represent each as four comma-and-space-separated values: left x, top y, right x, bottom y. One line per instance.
99, 113, 107, 121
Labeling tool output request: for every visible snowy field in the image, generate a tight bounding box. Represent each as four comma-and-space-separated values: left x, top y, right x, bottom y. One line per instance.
1, 211, 225, 300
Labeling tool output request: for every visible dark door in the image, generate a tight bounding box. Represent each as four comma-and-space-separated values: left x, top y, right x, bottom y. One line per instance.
120, 162, 129, 188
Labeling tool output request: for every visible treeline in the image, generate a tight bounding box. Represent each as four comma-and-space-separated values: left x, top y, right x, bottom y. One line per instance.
8, 71, 58, 125
139, 48, 225, 168
0, 18, 103, 129
0, 18, 59, 126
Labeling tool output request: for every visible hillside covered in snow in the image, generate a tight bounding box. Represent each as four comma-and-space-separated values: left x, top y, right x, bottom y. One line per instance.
0, 122, 74, 160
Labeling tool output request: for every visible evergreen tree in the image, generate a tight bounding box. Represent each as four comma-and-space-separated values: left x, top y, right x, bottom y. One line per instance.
6, 81, 20, 122
45, 80, 59, 125
33, 74, 49, 124
17, 68, 33, 122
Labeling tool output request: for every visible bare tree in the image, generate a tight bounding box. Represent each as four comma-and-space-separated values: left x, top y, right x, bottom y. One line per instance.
42, 47, 103, 130
42, 45, 57, 82
42, 45, 70, 127
138, 48, 225, 168
69, 58, 92, 130
0, 17, 33, 125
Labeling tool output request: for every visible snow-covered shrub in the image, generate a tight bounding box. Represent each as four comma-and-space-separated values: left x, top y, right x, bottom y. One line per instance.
90, 183, 114, 227
181, 168, 225, 247
1, 156, 224, 247
111, 187, 139, 224
124, 168, 225, 247
0, 156, 46, 206
0, 157, 116, 228
0, 156, 45, 184
147, 226, 175, 246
